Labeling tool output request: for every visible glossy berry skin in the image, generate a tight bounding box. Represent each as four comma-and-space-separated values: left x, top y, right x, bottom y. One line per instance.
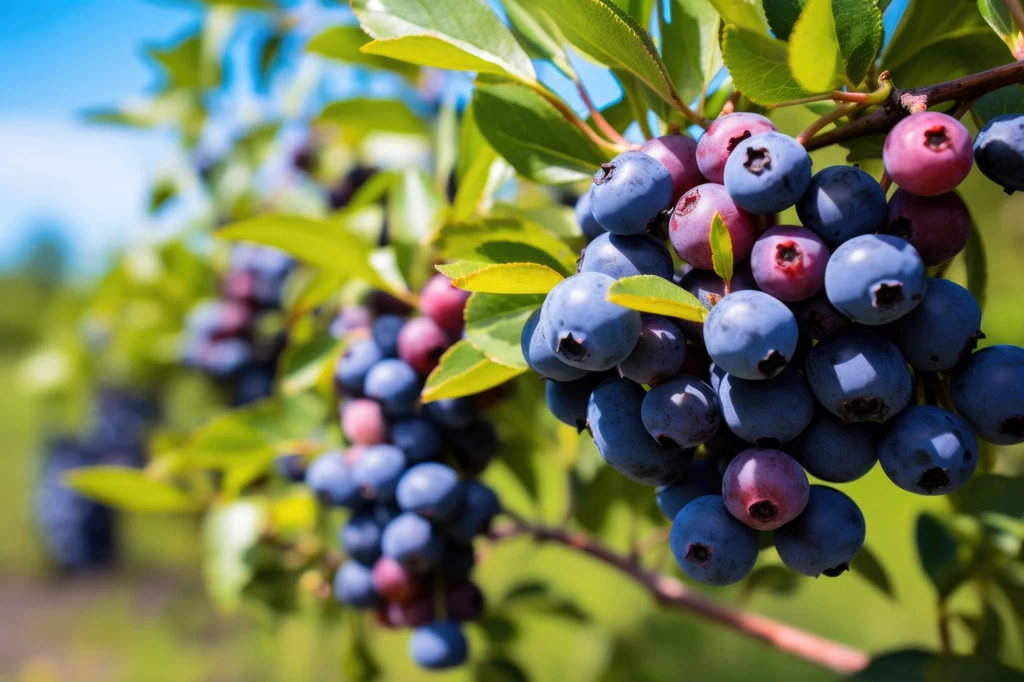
951, 345, 1024, 445
545, 373, 605, 431
587, 377, 694, 486
717, 369, 815, 447
617, 315, 687, 385
341, 398, 386, 445
589, 150, 674, 235
424, 397, 476, 431
805, 328, 913, 424
641, 375, 721, 449
775, 486, 865, 577
305, 451, 362, 507
791, 292, 850, 340
795, 165, 887, 248
883, 279, 983, 372
675, 264, 760, 342
353, 444, 407, 502
371, 556, 421, 603
884, 111, 973, 196
396, 463, 464, 522
703, 290, 799, 380
341, 512, 386, 565
336, 338, 384, 397
388, 417, 442, 464
669, 183, 760, 270
520, 308, 589, 382
750, 226, 830, 302
381, 512, 445, 573
364, 359, 420, 417
446, 482, 501, 543
824, 234, 927, 325
334, 560, 379, 608
786, 412, 878, 483
974, 113, 1024, 193
575, 191, 605, 241
722, 448, 810, 530
420, 274, 470, 335
397, 317, 449, 375
579, 232, 674, 280
640, 134, 706, 201
696, 112, 778, 184
882, 190, 972, 266
371, 314, 405, 358
656, 459, 722, 520
409, 622, 468, 670
878, 406, 978, 495
540, 272, 641, 371
723, 131, 812, 214
669, 495, 759, 586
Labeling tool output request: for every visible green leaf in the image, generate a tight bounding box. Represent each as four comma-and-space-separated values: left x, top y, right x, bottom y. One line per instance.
971, 600, 1006, 659
958, 474, 1024, 517
306, 25, 420, 78
149, 174, 178, 213
965, 223, 987, 311
464, 293, 545, 368
504, 0, 574, 77
422, 339, 527, 401
387, 168, 446, 291
708, 211, 734, 288
722, 26, 807, 106
741, 565, 802, 597
974, 85, 1024, 124
854, 650, 1024, 681
833, 0, 884, 85
662, 0, 722, 104
611, 0, 656, 24
978, 0, 1024, 57
437, 261, 565, 294
451, 106, 511, 222
351, 0, 536, 83
708, 0, 770, 34
916, 512, 972, 598
787, 0, 844, 93
436, 216, 579, 274
472, 79, 608, 186
203, 501, 264, 611
763, 0, 806, 40
606, 275, 708, 322
851, 545, 896, 599
64, 467, 199, 512
318, 98, 427, 141
474, 658, 529, 682
183, 416, 275, 469
279, 335, 342, 396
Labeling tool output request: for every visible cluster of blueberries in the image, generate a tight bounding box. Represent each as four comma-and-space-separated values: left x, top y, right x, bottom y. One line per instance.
295, 275, 503, 670
35, 389, 157, 571
524, 110, 1024, 586
182, 244, 293, 406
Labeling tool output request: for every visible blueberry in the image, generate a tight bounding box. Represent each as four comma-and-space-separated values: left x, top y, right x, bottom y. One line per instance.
804, 327, 912, 423
882, 279, 983, 372
274, 454, 307, 482
669, 183, 760, 271
341, 398, 387, 446
750, 225, 830, 302
397, 317, 450, 375
795, 165, 887, 248
882, 189, 972, 266
824, 234, 927, 325
520, 308, 590, 382
445, 580, 486, 622
884, 111, 973, 196
305, 450, 362, 507
579, 233, 675, 280
396, 463, 464, 522
371, 314, 405, 357
445, 481, 500, 543
951, 345, 1024, 445
696, 112, 778, 184
545, 372, 606, 431
640, 134, 706, 201
381, 512, 445, 572
588, 150, 674, 235
371, 555, 421, 603
587, 376, 694, 486
775, 485, 864, 577
202, 338, 252, 377
617, 315, 687, 385
334, 560, 379, 608
717, 368, 814, 446
676, 264, 760, 342
447, 420, 500, 476
335, 338, 384, 397
352, 444, 407, 501
974, 113, 1024, 194
424, 397, 476, 430
364, 358, 421, 417
878, 405, 978, 495
575, 191, 605, 241
655, 459, 722, 520
722, 448, 809, 530
790, 291, 850, 340
785, 412, 878, 483
540, 272, 641, 371
420, 274, 470, 335
330, 306, 372, 338
381, 596, 434, 628
341, 512, 386, 565
388, 417, 443, 464
723, 131, 812, 214
641, 374, 721, 448
669, 495, 759, 585
409, 622, 469, 670
703, 290, 799, 380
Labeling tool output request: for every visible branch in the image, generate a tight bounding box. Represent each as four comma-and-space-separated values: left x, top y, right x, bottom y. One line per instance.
488, 521, 870, 676
805, 60, 1024, 151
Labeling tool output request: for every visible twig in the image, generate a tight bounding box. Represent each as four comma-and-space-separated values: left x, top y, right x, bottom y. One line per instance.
796, 103, 859, 146
527, 82, 626, 154
938, 598, 953, 654
488, 521, 870, 676
574, 76, 632, 147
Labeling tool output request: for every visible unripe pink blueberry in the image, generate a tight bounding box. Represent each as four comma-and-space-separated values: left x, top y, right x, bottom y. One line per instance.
696, 113, 778, 184
882, 189, 972, 266
722, 448, 810, 530
397, 317, 450, 375
372, 556, 422, 603
342, 399, 386, 445
669, 183, 759, 270
640, 135, 706, 202
750, 226, 830, 302
420, 274, 470, 335
883, 112, 973, 196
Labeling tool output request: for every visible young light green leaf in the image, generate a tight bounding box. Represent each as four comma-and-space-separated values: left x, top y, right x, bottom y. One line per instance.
787, 0, 844, 93
435, 216, 578, 274
709, 211, 734, 289
437, 261, 565, 294
318, 98, 427, 141
722, 26, 807, 105
464, 293, 546, 368
422, 339, 527, 401
978, 0, 1024, 57
279, 335, 342, 396
64, 466, 200, 512
833, 0, 883, 85
850, 545, 896, 599
351, 0, 536, 83
606, 275, 708, 322
763, 0, 806, 40
306, 25, 420, 79
965, 224, 988, 311
707, 0, 771, 34
662, 0, 723, 104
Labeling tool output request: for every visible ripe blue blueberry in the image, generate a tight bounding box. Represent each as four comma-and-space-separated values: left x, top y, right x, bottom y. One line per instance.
445, 482, 501, 543
545, 372, 606, 431
371, 314, 405, 357
795, 165, 887, 248
878, 406, 978, 495
587, 376, 694, 486
341, 512, 386, 565
334, 560, 379, 608
448, 420, 500, 476
305, 450, 362, 507
951, 345, 1024, 445
656, 459, 722, 520
696, 112, 778, 184
717, 369, 815, 446
617, 315, 687, 386
824, 234, 927, 325
575, 191, 606, 241
669, 495, 759, 585
396, 463, 464, 522
804, 328, 913, 423
588, 150, 674, 235
520, 308, 590, 382
540, 272, 641, 371
723, 131, 812, 214
775, 485, 865, 577
423, 397, 476, 431
791, 291, 850, 340
409, 621, 469, 670
703, 290, 799, 380
579, 232, 675, 280
388, 417, 442, 464
381, 512, 445, 573
676, 264, 759, 342
640, 374, 721, 449
882, 278, 983, 371
722, 448, 810, 530
352, 444, 407, 501
973, 113, 1024, 194
786, 412, 878, 483
364, 358, 421, 417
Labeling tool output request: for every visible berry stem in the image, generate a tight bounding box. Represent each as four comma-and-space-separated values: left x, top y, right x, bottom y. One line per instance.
488, 520, 870, 675
796, 103, 859, 147
527, 82, 627, 154
573, 74, 634, 148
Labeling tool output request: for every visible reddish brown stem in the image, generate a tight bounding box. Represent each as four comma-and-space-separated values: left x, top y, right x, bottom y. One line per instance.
489, 522, 870, 676
575, 77, 632, 147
